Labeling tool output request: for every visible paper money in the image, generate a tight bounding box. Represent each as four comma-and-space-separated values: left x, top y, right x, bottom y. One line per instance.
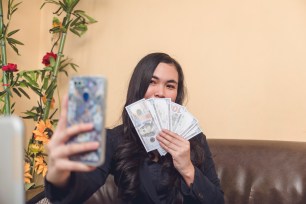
183, 123, 202, 140
125, 99, 161, 152
170, 102, 186, 132
173, 110, 197, 136
151, 98, 171, 130
145, 98, 162, 131
146, 99, 166, 155
126, 98, 202, 155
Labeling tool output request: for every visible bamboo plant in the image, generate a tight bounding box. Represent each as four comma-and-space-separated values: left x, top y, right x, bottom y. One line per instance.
22, 0, 97, 190
0, 0, 24, 115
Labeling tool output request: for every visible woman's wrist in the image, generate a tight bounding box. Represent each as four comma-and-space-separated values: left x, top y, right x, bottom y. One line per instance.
46, 170, 70, 189
180, 164, 195, 187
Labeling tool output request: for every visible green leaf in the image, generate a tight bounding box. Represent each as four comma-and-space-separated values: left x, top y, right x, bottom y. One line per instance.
17, 70, 25, 77
7, 37, 24, 45
60, 58, 68, 64
7, 29, 20, 37
36, 103, 44, 114
23, 111, 37, 117
45, 81, 56, 96
49, 26, 62, 34
42, 78, 49, 90
22, 115, 34, 119
6, 88, 13, 97
74, 9, 85, 14
69, 28, 81, 37
30, 71, 35, 80
11, 74, 20, 86
0, 91, 6, 97
49, 108, 58, 120
28, 85, 43, 97
59, 1, 67, 10
7, 0, 12, 18
61, 70, 68, 76
9, 72, 14, 85
59, 62, 69, 70
8, 43, 20, 55
11, 102, 15, 109
49, 56, 56, 67
25, 183, 35, 191
40, 0, 60, 9
12, 87, 21, 97
70, 63, 78, 72
23, 73, 39, 88
46, 84, 57, 99
18, 88, 30, 99
75, 24, 87, 31
35, 71, 40, 81
12, 2, 22, 10
19, 80, 28, 87
41, 70, 46, 81
52, 16, 61, 25
70, 16, 81, 27
47, 85, 57, 99
10, 7, 19, 16
75, 11, 97, 24
29, 106, 38, 112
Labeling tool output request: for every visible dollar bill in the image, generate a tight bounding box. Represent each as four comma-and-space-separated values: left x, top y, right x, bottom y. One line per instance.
145, 98, 162, 131
146, 98, 168, 155
170, 102, 186, 132
173, 110, 197, 136
157, 146, 167, 156
126, 98, 202, 156
125, 99, 161, 152
152, 98, 171, 130
183, 123, 202, 140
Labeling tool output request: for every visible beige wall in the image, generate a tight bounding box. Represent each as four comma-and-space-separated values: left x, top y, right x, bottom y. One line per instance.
6, 0, 306, 142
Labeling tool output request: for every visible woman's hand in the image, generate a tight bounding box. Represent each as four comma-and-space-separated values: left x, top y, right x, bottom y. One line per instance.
46, 95, 99, 188
157, 129, 195, 186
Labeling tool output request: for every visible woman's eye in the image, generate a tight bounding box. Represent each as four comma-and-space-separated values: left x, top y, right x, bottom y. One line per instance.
150, 80, 156, 84
167, 84, 176, 89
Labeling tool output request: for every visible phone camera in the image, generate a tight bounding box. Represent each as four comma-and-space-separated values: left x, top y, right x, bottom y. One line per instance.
83, 92, 89, 102
75, 81, 83, 88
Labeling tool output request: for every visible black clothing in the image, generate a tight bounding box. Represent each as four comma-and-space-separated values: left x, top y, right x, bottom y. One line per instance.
45, 125, 224, 204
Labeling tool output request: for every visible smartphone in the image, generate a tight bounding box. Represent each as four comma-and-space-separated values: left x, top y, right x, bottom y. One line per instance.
67, 76, 107, 166
0, 116, 25, 204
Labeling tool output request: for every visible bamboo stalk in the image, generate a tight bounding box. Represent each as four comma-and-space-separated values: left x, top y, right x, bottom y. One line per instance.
0, 0, 11, 115
43, 13, 71, 121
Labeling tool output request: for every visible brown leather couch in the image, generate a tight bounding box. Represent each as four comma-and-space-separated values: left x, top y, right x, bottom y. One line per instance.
28, 139, 306, 204
208, 139, 306, 204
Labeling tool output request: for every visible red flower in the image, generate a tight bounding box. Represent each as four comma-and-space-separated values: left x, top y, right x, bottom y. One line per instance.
2, 63, 18, 72
42, 52, 57, 66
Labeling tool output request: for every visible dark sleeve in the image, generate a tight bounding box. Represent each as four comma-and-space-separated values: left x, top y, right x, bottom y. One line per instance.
44, 129, 116, 204
181, 133, 224, 204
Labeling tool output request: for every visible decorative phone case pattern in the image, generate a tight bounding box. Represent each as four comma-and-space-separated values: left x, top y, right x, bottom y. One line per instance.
67, 76, 106, 165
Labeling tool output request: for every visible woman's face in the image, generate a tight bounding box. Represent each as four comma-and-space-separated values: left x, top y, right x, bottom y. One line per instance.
144, 62, 179, 102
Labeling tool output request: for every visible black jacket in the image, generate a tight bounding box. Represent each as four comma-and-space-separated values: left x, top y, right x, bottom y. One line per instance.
45, 125, 224, 204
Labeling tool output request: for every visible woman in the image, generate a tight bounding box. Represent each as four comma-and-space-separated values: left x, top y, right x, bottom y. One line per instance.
45, 52, 224, 203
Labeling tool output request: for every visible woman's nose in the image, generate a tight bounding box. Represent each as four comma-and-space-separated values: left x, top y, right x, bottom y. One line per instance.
154, 86, 165, 98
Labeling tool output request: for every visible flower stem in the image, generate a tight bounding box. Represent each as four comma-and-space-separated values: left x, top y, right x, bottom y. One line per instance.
31, 153, 36, 183
43, 13, 71, 121
0, 0, 11, 115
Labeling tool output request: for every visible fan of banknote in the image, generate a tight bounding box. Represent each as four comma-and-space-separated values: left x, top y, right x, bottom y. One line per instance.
125, 98, 202, 156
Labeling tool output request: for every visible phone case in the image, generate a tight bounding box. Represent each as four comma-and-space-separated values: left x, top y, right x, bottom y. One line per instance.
67, 76, 107, 166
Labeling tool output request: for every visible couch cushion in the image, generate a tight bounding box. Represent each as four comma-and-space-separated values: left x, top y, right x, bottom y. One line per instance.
208, 139, 306, 204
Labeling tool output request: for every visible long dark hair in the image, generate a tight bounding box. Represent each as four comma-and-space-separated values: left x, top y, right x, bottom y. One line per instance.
114, 53, 204, 203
